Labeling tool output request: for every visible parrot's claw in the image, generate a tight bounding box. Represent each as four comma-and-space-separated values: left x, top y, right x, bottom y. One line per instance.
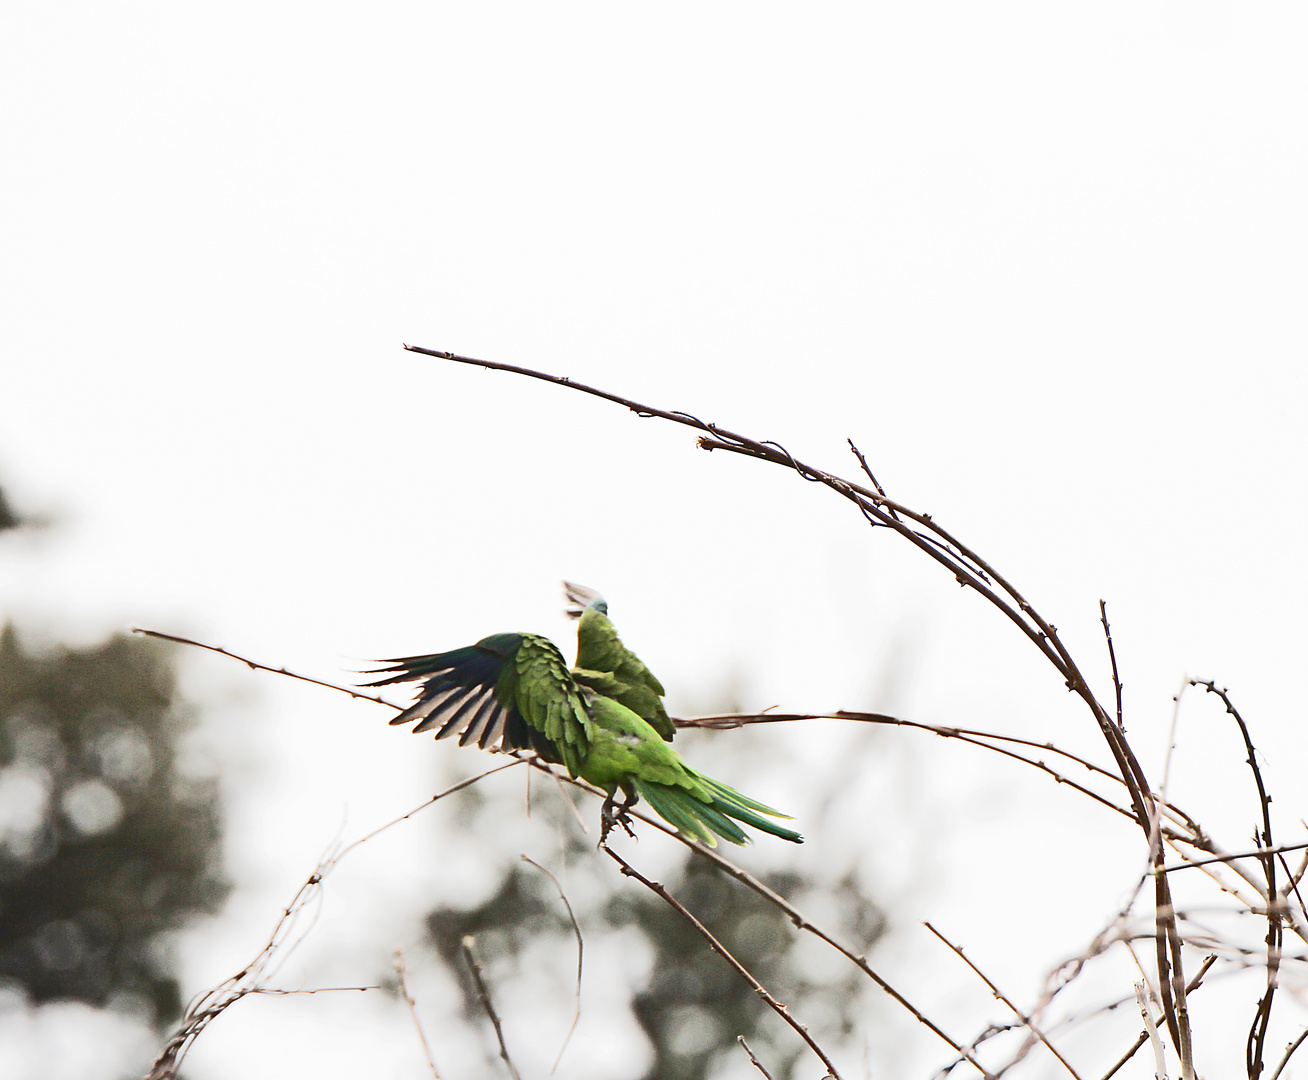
600, 792, 639, 842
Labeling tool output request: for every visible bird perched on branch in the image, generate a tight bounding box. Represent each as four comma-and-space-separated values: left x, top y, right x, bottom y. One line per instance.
364, 584, 801, 847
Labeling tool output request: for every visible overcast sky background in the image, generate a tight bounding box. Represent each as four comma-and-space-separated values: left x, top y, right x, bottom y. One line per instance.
2, 4, 1306, 1078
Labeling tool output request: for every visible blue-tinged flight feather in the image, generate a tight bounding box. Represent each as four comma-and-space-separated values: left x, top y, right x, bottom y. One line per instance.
364, 631, 590, 775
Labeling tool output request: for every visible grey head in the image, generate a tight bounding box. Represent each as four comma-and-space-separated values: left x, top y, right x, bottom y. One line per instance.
563, 580, 608, 620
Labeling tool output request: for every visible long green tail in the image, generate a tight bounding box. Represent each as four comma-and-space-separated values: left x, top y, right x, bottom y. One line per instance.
633, 775, 803, 847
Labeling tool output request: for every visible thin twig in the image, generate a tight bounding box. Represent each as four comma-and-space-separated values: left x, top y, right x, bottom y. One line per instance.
1160, 840, 1308, 874
847, 439, 899, 521
520, 855, 584, 1074
1278, 848, 1308, 933
130, 626, 394, 706
1099, 600, 1124, 731
461, 935, 522, 1080
924, 923, 1085, 1080
1269, 1025, 1308, 1080
395, 948, 442, 1079
738, 1036, 778, 1079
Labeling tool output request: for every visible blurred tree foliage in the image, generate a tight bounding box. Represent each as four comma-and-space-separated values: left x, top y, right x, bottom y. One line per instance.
607, 859, 877, 1080
0, 479, 228, 1025
422, 783, 883, 1080
0, 485, 19, 533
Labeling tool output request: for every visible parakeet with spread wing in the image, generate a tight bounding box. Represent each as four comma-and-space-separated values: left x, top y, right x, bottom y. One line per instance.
364, 584, 801, 847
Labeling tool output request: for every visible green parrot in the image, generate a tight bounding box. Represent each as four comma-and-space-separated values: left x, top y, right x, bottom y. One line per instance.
563, 581, 675, 741
364, 587, 801, 847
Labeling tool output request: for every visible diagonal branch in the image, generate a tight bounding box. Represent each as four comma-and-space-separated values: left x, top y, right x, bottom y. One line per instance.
130, 626, 394, 706
925, 922, 1085, 1080
598, 834, 846, 1080
462, 935, 522, 1080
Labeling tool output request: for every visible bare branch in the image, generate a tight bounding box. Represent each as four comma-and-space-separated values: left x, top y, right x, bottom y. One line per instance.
131, 626, 395, 707
678, 709, 1139, 824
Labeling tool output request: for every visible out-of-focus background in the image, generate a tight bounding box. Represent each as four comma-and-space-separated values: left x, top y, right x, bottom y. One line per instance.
2, 4, 1305, 1078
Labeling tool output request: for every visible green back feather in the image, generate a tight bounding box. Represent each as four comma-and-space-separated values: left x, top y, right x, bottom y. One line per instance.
571, 605, 676, 742
581, 696, 802, 847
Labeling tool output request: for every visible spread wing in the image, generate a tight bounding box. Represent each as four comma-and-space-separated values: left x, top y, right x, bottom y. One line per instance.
363, 632, 591, 776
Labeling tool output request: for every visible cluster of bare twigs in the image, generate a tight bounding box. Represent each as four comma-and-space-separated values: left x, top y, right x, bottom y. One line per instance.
138, 350, 1308, 1079
140, 753, 525, 1080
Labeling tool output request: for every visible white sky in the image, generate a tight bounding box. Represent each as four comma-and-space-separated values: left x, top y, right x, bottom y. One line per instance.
2, 4, 1306, 1078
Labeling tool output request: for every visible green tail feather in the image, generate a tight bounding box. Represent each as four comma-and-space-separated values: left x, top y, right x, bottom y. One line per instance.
633, 777, 803, 847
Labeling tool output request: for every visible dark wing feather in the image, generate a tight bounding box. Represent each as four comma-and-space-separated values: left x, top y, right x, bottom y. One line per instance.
362, 631, 590, 774
364, 633, 535, 753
